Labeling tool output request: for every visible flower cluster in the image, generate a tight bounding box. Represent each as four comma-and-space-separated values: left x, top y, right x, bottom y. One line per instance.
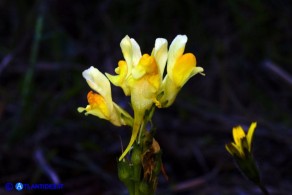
78, 35, 204, 161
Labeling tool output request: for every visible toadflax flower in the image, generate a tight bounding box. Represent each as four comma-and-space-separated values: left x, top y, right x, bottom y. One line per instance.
106, 35, 168, 161
225, 122, 257, 158
78, 66, 132, 126
159, 35, 204, 107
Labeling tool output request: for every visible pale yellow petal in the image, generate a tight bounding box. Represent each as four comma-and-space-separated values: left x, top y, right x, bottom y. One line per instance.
120, 35, 133, 69
120, 35, 141, 72
130, 38, 142, 67
190, 67, 205, 78
167, 35, 187, 80
77, 107, 86, 113
106, 60, 131, 95
153, 38, 168, 78
82, 66, 111, 101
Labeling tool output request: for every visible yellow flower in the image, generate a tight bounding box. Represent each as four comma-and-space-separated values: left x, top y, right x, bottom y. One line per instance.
225, 122, 257, 158
91, 35, 203, 161
118, 55, 163, 161
225, 122, 265, 187
160, 35, 204, 107
106, 36, 167, 161
78, 66, 132, 126
78, 35, 205, 163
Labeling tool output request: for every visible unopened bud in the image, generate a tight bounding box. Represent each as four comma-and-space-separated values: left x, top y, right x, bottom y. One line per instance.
131, 145, 142, 165
117, 160, 131, 181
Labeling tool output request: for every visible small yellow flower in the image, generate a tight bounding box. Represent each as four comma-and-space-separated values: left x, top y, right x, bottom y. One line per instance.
160, 35, 204, 107
78, 66, 132, 126
225, 122, 266, 188
225, 122, 257, 158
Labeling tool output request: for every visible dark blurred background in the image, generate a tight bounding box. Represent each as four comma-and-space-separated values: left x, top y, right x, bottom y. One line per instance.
0, 0, 291, 194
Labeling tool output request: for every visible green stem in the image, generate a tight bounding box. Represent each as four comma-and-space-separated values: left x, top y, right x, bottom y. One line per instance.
138, 104, 156, 144
134, 181, 140, 195
129, 182, 136, 195
137, 120, 144, 144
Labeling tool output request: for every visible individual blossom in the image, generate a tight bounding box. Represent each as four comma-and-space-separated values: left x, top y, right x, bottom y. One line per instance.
225, 122, 257, 158
225, 122, 267, 191
78, 66, 132, 126
159, 35, 204, 107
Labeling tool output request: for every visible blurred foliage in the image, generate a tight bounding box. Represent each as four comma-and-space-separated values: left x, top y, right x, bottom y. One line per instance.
0, 0, 291, 194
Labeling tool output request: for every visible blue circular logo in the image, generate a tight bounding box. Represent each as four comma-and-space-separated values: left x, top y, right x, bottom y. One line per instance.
5, 182, 13, 191
15, 182, 23, 191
